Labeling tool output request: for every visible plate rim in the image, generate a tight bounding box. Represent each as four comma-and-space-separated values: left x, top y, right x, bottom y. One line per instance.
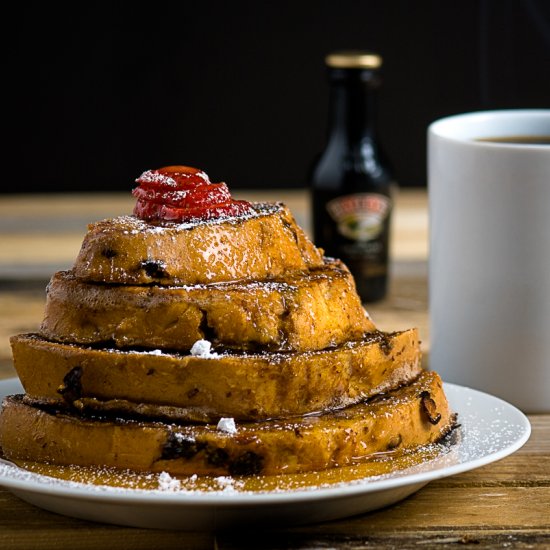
0, 377, 531, 506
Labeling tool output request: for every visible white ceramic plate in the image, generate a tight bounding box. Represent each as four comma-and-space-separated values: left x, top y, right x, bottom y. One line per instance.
0, 377, 530, 530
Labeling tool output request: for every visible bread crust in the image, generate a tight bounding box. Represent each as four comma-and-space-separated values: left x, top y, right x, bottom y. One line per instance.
12, 330, 422, 422
73, 203, 324, 285
41, 259, 375, 353
0, 371, 455, 476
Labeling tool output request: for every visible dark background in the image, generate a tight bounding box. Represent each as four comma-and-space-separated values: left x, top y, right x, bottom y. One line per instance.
4, 0, 549, 193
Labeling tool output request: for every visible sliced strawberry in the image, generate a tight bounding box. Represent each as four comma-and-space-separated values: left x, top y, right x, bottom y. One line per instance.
136, 166, 210, 191
133, 166, 253, 222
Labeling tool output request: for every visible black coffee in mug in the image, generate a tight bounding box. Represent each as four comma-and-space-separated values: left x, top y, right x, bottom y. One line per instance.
476, 135, 550, 145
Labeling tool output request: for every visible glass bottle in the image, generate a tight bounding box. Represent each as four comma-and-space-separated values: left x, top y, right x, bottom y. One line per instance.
310, 50, 395, 303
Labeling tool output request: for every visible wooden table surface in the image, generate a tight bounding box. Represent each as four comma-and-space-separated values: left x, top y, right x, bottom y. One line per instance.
0, 189, 548, 549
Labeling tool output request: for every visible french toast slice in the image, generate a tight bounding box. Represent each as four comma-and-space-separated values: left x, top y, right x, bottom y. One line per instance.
41, 259, 374, 353
12, 329, 421, 422
0, 371, 455, 476
73, 203, 324, 285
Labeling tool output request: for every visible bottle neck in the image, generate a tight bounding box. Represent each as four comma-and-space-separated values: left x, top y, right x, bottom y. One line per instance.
326, 69, 379, 146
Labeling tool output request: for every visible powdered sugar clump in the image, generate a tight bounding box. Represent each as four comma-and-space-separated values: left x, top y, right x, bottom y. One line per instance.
190, 339, 219, 358
216, 417, 237, 434
215, 476, 237, 492
157, 471, 181, 491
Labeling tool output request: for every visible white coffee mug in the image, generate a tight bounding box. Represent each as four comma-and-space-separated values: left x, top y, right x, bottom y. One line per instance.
428, 109, 550, 413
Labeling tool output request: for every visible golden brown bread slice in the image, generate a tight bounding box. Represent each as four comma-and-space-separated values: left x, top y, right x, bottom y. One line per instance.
73, 203, 324, 285
12, 329, 422, 422
0, 371, 455, 476
40, 259, 375, 353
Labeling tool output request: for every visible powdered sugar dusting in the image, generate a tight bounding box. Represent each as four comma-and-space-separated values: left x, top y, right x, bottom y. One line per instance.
158, 471, 181, 491
105, 203, 275, 234
214, 476, 239, 492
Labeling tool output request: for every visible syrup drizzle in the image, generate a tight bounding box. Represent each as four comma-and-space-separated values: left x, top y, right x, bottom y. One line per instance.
12, 439, 457, 494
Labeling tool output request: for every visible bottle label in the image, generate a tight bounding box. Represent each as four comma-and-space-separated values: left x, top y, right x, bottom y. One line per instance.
326, 193, 391, 242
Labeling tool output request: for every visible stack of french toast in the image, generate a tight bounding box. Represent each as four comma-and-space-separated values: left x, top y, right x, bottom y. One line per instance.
0, 166, 455, 478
